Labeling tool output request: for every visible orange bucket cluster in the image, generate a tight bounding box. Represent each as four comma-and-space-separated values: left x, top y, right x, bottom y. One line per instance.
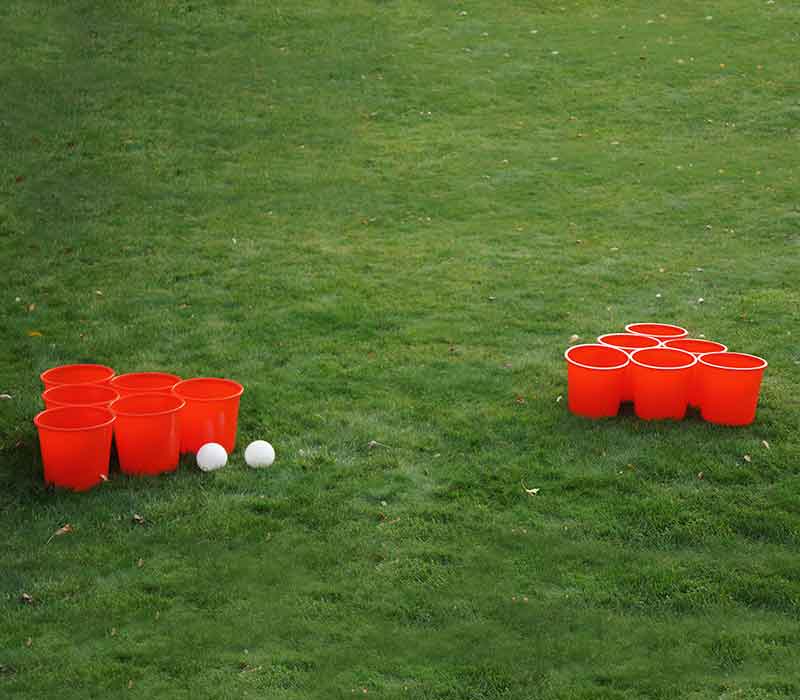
34, 365, 243, 491
564, 323, 767, 425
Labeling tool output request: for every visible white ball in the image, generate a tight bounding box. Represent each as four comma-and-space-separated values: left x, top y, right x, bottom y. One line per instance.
245, 440, 275, 468
196, 442, 227, 471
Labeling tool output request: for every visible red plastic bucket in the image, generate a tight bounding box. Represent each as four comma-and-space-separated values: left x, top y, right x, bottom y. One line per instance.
597, 333, 662, 402
42, 384, 119, 410
625, 323, 688, 342
564, 344, 628, 418
697, 352, 767, 426
662, 338, 728, 408
630, 347, 696, 420
41, 364, 115, 390
172, 378, 244, 453
110, 372, 182, 397
34, 406, 115, 491
111, 393, 185, 475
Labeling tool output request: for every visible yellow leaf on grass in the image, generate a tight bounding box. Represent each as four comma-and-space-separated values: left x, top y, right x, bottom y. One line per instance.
27, 331, 43, 337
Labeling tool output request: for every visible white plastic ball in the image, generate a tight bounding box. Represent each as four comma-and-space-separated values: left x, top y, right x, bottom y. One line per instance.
245, 440, 275, 468
196, 442, 227, 471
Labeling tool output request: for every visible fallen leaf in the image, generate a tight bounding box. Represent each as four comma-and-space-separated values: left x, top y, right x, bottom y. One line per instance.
761, 440, 770, 450
0, 394, 12, 400
27, 330, 43, 337
136, 558, 144, 568
697, 471, 704, 480
127, 680, 133, 689
27, 303, 36, 312
515, 395, 526, 404
24, 638, 32, 648
15, 175, 25, 184
568, 334, 580, 344
20, 593, 33, 605
522, 483, 540, 495
132, 513, 145, 525
111, 627, 118, 636
47, 523, 73, 543
556, 395, 563, 403
743, 454, 752, 463
95, 290, 104, 296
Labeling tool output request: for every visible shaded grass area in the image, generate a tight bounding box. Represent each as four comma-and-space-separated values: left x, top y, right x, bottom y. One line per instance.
1, 1, 799, 698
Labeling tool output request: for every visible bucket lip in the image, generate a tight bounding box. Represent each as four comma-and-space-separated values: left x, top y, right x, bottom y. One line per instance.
40, 363, 116, 386
597, 332, 662, 350
173, 377, 244, 401
111, 392, 186, 417
662, 338, 728, 355
630, 347, 697, 370
34, 406, 116, 431
41, 384, 120, 406
564, 343, 629, 371
625, 322, 689, 339
110, 371, 182, 389
698, 351, 768, 371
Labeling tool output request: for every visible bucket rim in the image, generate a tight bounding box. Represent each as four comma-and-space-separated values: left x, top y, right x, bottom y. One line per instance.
597, 332, 662, 350
40, 363, 115, 386
663, 338, 728, 355
110, 371, 182, 389
41, 384, 120, 407
564, 344, 629, 371
34, 406, 116, 431
173, 377, 244, 402
630, 347, 697, 371
624, 322, 688, 339
698, 351, 768, 371
111, 393, 186, 417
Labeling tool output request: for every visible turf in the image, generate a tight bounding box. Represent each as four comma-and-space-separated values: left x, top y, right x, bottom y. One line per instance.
1, 1, 799, 698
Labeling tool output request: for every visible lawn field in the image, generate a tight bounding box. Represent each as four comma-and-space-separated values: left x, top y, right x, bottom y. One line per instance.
1, 1, 799, 698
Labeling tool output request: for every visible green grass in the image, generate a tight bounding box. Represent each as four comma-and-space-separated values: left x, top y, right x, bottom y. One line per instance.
2, 1, 800, 697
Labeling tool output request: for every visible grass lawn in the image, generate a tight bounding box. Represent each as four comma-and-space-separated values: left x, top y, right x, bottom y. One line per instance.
2, 0, 800, 697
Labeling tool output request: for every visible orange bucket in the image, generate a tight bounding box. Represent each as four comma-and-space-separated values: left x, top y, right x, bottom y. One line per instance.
564, 344, 628, 418
697, 352, 767, 426
34, 406, 115, 491
662, 338, 727, 408
172, 378, 244, 453
625, 323, 688, 342
40, 363, 115, 390
42, 384, 119, 410
110, 372, 182, 397
597, 333, 661, 402
111, 393, 185, 475
630, 347, 695, 420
